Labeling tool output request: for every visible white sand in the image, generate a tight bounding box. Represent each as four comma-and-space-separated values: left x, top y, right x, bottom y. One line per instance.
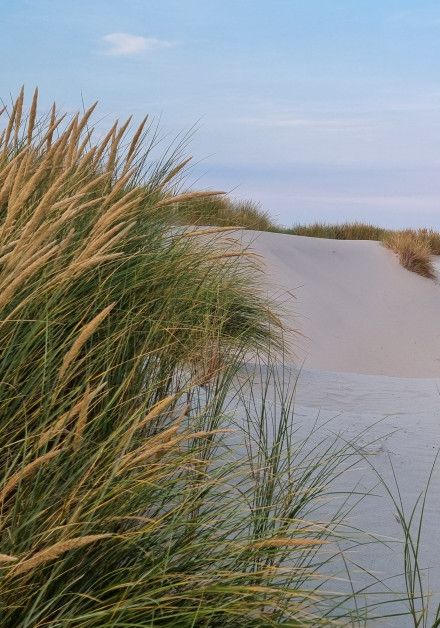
231, 231, 440, 623
237, 230, 440, 378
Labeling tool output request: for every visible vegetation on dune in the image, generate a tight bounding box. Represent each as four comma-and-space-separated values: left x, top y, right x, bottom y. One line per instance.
0, 87, 435, 626
291, 224, 440, 279
0, 88, 379, 626
383, 231, 436, 279
287, 221, 388, 241
171, 194, 277, 231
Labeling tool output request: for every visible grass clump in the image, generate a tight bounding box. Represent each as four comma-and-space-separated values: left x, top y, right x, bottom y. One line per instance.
384, 231, 436, 279
171, 194, 279, 231
287, 221, 388, 241
0, 88, 376, 626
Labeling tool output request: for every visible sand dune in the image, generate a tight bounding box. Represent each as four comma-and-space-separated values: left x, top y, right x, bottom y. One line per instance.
237, 230, 440, 377
232, 230, 440, 623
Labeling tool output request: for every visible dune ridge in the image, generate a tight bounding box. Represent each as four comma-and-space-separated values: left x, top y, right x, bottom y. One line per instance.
238, 230, 440, 378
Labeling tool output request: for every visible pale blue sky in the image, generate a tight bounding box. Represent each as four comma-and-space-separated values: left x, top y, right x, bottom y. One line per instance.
2, 1, 440, 227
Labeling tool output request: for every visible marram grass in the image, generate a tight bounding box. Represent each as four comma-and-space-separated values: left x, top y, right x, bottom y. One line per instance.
0, 88, 427, 626
0, 88, 368, 626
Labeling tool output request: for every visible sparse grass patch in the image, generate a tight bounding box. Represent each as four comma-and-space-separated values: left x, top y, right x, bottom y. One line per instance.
384, 231, 436, 279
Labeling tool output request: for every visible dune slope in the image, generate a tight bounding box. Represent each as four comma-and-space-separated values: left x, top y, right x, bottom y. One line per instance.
238, 231, 440, 377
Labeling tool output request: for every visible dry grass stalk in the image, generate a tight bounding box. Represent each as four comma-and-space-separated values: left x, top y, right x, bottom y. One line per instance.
0, 448, 63, 506
158, 156, 192, 189
2, 98, 17, 153
21, 197, 104, 262
38, 383, 106, 449
9, 534, 113, 577
62, 253, 123, 278
0, 554, 18, 564
13, 87, 25, 147
26, 87, 38, 146
45, 103, 57, 148
181, 226, 242, 238
107, 117, 132, 175
135, 394, 179, 432
192, 346, 224, 387
75, 102, 97, 139
251, 538, 326, 549
120, 420, 184, 470
124, 115, 148, 169
76, 128, 94, 159
78, 220, 135, 261
92, 188, 142, 235
6, 155, 51, 219
0, 155, 23, 207
72, 385, 91, 450
39, 111, 67, 153
16, 166, 77, 241
0, 245, 60, 310
122, 424, 227, 472
4, 151, 30, 214
93, 121, 118, 165
208, 251, 259, 261
59, 303, 115, 380
99, 170, 135, 209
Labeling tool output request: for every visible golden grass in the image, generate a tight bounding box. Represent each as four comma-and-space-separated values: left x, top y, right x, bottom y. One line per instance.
173, 195, 278, 231
384, 231, 436, 279
58, 304, 115, 379
0, 87, 415, 625
9, 535, 113, 577
0, 448, 63, 506
288, 221, 387, 241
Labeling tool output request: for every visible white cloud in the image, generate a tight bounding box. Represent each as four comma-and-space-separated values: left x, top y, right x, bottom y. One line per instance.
102, 33, 174, 56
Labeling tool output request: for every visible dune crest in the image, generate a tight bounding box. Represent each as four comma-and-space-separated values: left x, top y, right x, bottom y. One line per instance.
238, 230, 440, 378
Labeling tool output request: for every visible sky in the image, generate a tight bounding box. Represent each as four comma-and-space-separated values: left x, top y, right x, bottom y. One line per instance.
1, 0, 440, 228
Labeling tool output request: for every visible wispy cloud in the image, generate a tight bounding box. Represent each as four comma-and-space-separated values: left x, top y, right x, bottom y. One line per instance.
102, 33, 174, 56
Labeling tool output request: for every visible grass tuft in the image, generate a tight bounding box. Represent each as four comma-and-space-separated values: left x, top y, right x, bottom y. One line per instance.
384, 231, 436, 279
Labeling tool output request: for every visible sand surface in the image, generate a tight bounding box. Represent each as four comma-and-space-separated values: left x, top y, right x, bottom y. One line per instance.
236, 230, 440, 378
229, 231, 440, 624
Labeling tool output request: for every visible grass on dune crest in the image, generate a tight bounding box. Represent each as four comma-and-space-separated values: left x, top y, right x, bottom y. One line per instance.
176, 195, 440, 279
292, 224, 440, 279
383, 231, 436, 279
0, 87, 386, 626
290, 224, 440, 279
171, 195, 277, 232
287, 221, 388, 241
